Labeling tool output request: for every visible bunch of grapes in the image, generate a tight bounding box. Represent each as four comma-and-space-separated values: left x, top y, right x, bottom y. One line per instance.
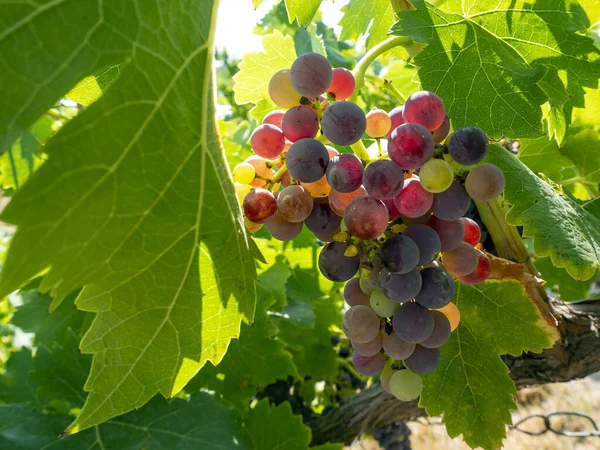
233, 53, 506, 403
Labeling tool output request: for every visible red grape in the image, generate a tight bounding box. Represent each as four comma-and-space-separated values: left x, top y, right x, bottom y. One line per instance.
282, 106, 319, 142
386, 105, 405, 140
327, 67, 355, 100
243, 188, 278, 223
461, 218, 481, 246
262, 110, 285, 128
344, 197, 389, 239
388, 123, 435, 170
250, 124, 285, 159
394, 178, 434, 218
403, 91, 446, 131
459, 250, 491, 284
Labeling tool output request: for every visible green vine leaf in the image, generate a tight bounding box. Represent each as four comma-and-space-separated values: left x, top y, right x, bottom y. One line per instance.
65, 66, 120, 107
391, 0, 600, 138
485, 144, 600, 280
0, 0, 256, 434
0, 394, 246, 450
243, 398, 312, 450
285, 0, 322, 26
340, 0, 396, 50
420, 280, 556, 450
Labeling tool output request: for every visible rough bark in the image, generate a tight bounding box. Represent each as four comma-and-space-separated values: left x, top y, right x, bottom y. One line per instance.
309, 298, 600, 445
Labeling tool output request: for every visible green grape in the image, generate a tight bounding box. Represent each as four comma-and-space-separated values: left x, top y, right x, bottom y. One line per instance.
360, 277, 376, 295
269, 69, 301, 108
370, 290, 399, 317
389, 369, 423, 401
233, 162, 256, 185
234, 182, 252, 204
381, 362, 396, 393
419, 159, 454, 193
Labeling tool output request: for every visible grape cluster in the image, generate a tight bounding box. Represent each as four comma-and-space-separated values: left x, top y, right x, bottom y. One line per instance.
232, 53, 506, 402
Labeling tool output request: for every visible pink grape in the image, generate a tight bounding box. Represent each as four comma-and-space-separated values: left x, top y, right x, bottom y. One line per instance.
262, 110, 285, 128
329, 185, 367, 216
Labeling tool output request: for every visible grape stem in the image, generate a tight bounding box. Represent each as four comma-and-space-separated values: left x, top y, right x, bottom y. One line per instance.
350, 140, 372, 162
270, 162, 288, 186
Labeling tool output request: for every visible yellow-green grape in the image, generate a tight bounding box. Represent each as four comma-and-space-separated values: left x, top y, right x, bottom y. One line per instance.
269, 69, 302, 108
234, 182, 252, 205
233, 162, 256, 185
381, 362, 396, 393
370, 290, 398, 317
419, 158, 454, 193
389, 369, 422, 401
359, 277, 375, 295
365, 109, 392, 138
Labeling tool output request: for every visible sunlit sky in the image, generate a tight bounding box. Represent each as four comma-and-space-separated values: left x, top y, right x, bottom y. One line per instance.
215, 0, 349, 58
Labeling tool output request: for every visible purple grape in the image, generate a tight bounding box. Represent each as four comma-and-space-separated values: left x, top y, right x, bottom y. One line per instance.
343, 305, 380, 343
380, 235, 420, 274
305, 198, 342, 236
402, 225, 441, 266
344, 277, 370, 307
319, 241, 360, 282
352, 352, 386, 376
363, 159, 405, 200
326, 153, 364, 193
321, 101, 367, 146
392, 302, 434, 344
352, 333, 383, 357
415, 267, 454, 309
448, 126, 489, 165
265, 211, 303, 241
421, 311, 451, 348
286, 138, 330, 183
404, 345, 440, 373
431, 181, 471, 220
290, 52, 333, 98
426, 216, 464, 252
382, 332, 415, 360
379, 268, 422, 303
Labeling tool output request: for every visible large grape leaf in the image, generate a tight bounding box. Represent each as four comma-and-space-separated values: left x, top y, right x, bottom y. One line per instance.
243, 398, 312, 450
66, 66, 120, 107
0, 349, 39, 406
233, 30, 297, 106
420, 280, 556, 450
391, 0, 600, 138
0, 394, 246, 450
285, 0, 322, 26
339, 0, 396, 49
0, 0, 256, 434
484, 144, 600, 280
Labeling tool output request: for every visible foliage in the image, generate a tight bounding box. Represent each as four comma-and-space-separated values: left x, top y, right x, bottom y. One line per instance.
390, 0, 600, 141
0, 0, 599, 449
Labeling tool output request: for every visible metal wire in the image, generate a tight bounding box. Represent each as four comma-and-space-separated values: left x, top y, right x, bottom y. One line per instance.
509, 412, 600, 437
